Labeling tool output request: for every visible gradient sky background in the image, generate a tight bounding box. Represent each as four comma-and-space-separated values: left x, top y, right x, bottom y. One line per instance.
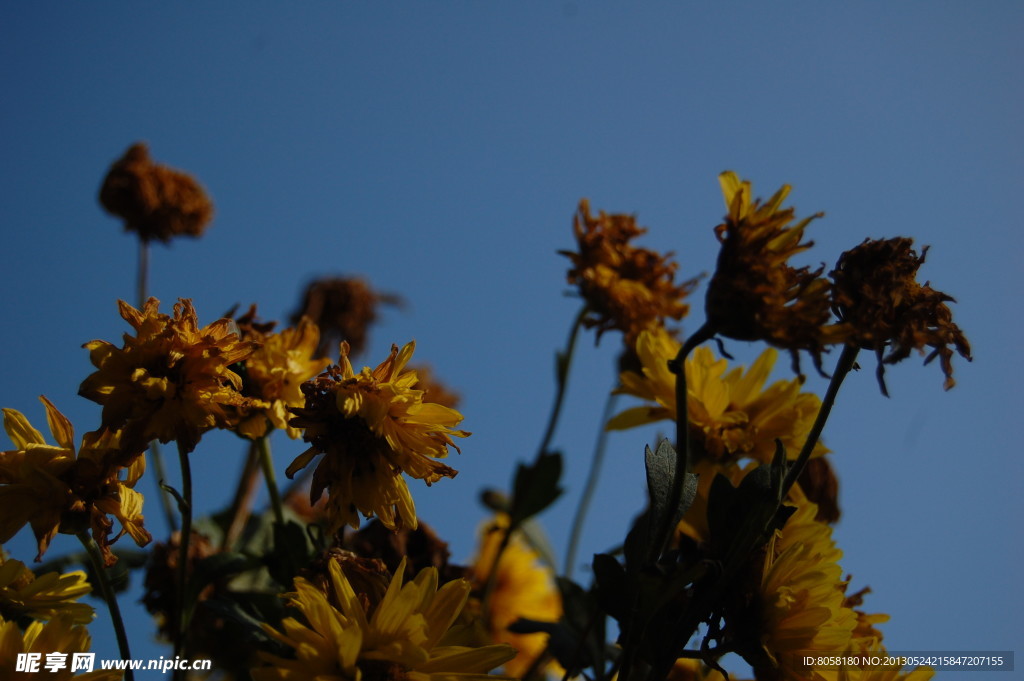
2, 3, 1021, 675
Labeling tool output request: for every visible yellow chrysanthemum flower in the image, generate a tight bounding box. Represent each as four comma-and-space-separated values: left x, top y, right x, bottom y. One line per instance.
749, 491, 857, 681
252, 557, 517, 681
608, 327, 827, 466
230, 310, 332, 440
79, 298, 259, 453
706, 172, 846, 375
0, 549, 94, 624
560, 199, 699, 345
288, 341, 468, 532
0, 614, 122, 680
0, 397, 150, 564
469, 516, 562, 678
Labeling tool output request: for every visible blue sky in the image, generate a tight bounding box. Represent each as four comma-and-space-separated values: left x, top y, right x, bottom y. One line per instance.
2, 2, 1021, 673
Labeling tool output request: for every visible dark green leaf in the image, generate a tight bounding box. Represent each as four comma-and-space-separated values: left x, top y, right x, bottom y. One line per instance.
509, 450, 563, 526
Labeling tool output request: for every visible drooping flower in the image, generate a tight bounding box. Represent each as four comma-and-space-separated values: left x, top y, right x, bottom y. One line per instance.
609, 327, 828, 466
0, 398, 150, 564
251, 557, 517, 681
98, 142, 213, 244
0, 549, 94, 624
291, 277, 403, 358
228, 306, 332, 440
0, 614, 123, 680
830, 237, 971, 395
287, 341, 468, 533
705, 172, 846, 375
468, 515, 562, 678
79, 298, 259, 453
561, 199, 700, 345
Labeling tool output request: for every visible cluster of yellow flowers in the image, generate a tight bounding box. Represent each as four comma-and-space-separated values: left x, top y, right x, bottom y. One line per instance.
0, 146, 967, 681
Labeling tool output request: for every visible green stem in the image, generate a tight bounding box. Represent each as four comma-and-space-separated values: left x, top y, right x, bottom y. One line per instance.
482, 305, 588, 614
78, 533, 134, 681
621, 323, 712, 681
563, 390, 617, 577
136, 239, 178, 533
646, 343, 860, 681
150, 441, 178, 533
173, 442, 193, 681
781, 344, 859, 498
538, 305, 589, 457
256, 435, 285, 526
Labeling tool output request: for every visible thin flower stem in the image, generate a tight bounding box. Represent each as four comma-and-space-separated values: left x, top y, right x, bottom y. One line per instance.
538, 305, 589, 457
645, 343, 861, 681
222, 442, 262, 550
77, 532, 134, 681
483, 305, 588, 615
256, 434, 286, 526
136, 240, 179, 533
173, 441, 194, 680
563, 389, 618, 578
150, 441, 179, 533
137, 239, 149, 309
781, 343, 860, 497
621, 323, 713, 681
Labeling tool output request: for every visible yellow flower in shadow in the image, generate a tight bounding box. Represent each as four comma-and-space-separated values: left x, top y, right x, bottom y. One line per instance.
0, 614, 123, 680
0, 397, 149, 564
609, 327, 827, 466
0, 549, 94, 624
252, 557, 516, 681
288, 341, 468, 533
745, 490, 857, 680
468, 516, 562, 678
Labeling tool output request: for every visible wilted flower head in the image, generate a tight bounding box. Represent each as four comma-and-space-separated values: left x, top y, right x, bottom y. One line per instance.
98, 142, 213, 243
831, 237, 971, 395
561, 199, 699, 345
706, 172, 845, 375
79, 298, 259, 453
227, 305, 332, 439
0, 549, 94, 624
291, 276, 402, 357
287, 341, 468, 534
0, 398, 150, 564
251, 557, 517, 681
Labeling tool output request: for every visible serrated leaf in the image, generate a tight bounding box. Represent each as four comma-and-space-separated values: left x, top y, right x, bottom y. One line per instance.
643, 439, 699, 563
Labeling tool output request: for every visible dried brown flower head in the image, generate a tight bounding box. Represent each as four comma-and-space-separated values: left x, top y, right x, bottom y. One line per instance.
706, 172, 846, 375
409, 364, 462, 409
291, 277, 402, 357
830, 237, 971, 395
344, 518, 467, 585
561, 199, 699, 345
98, 142, 213, 243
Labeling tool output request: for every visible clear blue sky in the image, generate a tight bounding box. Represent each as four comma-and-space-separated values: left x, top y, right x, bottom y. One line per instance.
2, 2, 1021, 673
